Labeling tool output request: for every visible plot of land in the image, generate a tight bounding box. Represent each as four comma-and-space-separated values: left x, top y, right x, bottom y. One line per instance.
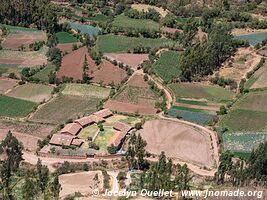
56, 32, 78, 44
89, 14, 108, 23
131, 4, 168, 17
29, 95, 100, 124
105, 74, 159, 115
57, 46, 96, 81
246, 62, 267, 89
61, 83, 110, 98
69, 22, 100, 36
91, 60, 127, 86
104, 53, 149, 70
56, 42, 81, 54
96, 34, 176, 53
169, 83, 234, 103
59, 171, 103, 198
0, 78, 17, 94
0, 95, 37, 118
6, 83, 53, 103
1, 27, 46, 49
139, 119, 214, 167
32, 64, 56, 82
153, 50, 181, 83
218, 47, 262, 83
112, 15, 160, 33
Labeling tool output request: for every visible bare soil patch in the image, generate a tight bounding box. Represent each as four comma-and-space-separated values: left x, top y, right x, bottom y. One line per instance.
59, 171, 103, 198
91, 60, 127, 86
57, 46, 96, 81
0, 58, 47, 66
56, 42, 81, 54
131, 4, 169, 17
138, 119, 214, 167
104, 53, 149, 70
0, 129, 41, 151
0, 78, 17, 94
126, 73, 148, 88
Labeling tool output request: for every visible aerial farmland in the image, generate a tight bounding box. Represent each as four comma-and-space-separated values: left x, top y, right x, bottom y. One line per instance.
0, 0, 267, 199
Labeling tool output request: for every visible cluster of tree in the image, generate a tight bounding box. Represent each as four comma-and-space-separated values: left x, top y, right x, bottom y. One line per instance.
216, 141, 267, 187
29, 41, 46, 51
125, 8, 160, 22
179, 24, 237, 81
0, 0, 58, 33
46, 47, 62, 71
211, 74, 237, 91
139, 152, 192, 193
125, 133, 149, 170
0, 131, 60, 199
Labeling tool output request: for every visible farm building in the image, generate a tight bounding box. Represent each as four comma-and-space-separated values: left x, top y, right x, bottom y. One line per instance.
94, 108, 113, 119
74, 115, 98, 127
109, 122, 133, 148
49, 134, 84, 147
60, 123, 82, 136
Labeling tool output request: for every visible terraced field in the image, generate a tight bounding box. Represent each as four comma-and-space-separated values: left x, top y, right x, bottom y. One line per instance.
0, 95, 37, 118
56, 32, 78, 44
32, 64, 56, 82
6, 83, 53, 103
96, 34, 176, 53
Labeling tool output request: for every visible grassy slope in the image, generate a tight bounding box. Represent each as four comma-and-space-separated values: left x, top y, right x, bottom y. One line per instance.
97, 34, 175, 53
32, 64, 56, 82
56, 32, 78, 44
0, 95, 37, 117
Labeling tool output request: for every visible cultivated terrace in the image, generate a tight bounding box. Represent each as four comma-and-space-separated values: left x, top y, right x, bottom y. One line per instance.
0, 0, 267, 199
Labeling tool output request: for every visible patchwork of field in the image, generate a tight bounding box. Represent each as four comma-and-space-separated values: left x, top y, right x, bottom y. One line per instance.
0, 78, 17, 94
131, 4, 168, 17
0, 95, 37, 118
218, 47, 261, 83
103, 53, 149, 70
96, 34, 176, 53
59, 171, 103, 198
29, 94, 100, 124
112, 15, 160, 33
220, 91, 267, 131
153, 50, 181, 83
105, 74, 159, 115
139, 119, 214, 167
56, 32, 78, 44
1, 24, 46, 50
6, 83, 53, 103
61, 83, 110, 98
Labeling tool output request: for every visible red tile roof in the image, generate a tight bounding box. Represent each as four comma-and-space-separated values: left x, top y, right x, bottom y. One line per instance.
60, 123, 82, 136
113, 121, 133, 133
94, 109, 113, 119
49, 134, 75, 146
74, 116, 95, 127
71, 138, 84, 147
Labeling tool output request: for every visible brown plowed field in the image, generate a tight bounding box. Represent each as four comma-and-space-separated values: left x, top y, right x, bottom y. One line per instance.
139, 119, 214, 167
126, 73, 148, 88
104, 100, 157, 115
57, 46, 96, 81
0, 58, 47, 66
2, 32, 46, 50
91, 59, 127, 86
56, 42, 81, 54
104, 53, 149, 70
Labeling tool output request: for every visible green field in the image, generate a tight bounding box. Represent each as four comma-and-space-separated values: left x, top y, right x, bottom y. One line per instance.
0, 24, 39, 32
89, 14, 108, 23
94, 126, 116, 152
176, 99, 208, 106
30, 95, 100, 124
61, 83, 110, 98
112, 15, 160, 33
96, 34, 176, 53
56, 32, 78, 44
169, 83, 234, 103
6, 83, 53, 103
153, 51, 181, 83
0, 95, 37, 118
32, 64, 56, 82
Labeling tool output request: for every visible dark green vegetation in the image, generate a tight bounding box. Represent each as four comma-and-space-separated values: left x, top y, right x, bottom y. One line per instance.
153, 51, 180, 83
0, 132, 61, 199
0, 95, 37, 118
216, 142, 267, 186
96, 34, 176, 53
55, 32, 78, 44
32, 64, 56, 83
